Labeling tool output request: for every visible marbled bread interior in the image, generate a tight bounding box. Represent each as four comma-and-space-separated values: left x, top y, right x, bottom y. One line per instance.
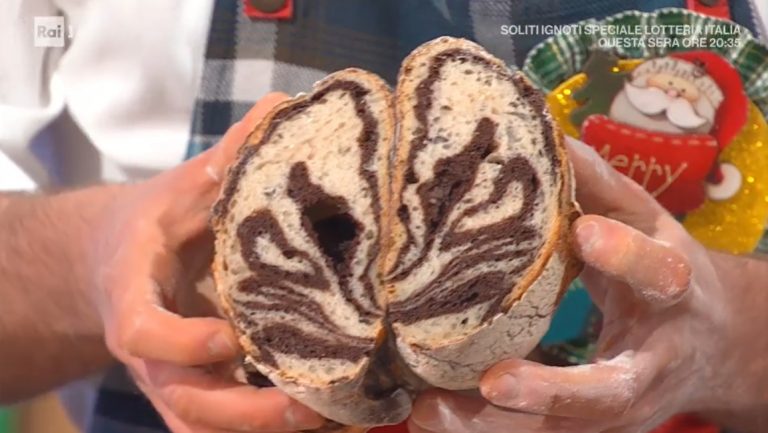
212, 37, 578, 429
211, 69, 411, 426
386, 37, 578, 389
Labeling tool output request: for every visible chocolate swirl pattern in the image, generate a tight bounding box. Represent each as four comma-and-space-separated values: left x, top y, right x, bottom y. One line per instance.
213, 37, 579, 430
384, 38, 576, 389
387, 48, 559, 332
212, 70, 412, 427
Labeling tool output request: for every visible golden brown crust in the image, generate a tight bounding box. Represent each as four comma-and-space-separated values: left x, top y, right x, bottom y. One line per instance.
520, 78, 582, 308
554, 141, 584, 306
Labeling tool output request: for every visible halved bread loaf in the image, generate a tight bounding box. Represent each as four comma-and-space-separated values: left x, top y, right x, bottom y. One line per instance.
211, 69, 411, 427
386, 37, 580, 389
212, 37, 579, 429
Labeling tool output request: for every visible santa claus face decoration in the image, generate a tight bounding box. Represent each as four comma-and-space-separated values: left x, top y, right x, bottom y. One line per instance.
563, 50, 751, 215
613, 58, 723, 135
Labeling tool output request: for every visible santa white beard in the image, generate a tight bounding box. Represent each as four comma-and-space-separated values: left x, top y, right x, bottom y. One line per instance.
608, 82, 716, 135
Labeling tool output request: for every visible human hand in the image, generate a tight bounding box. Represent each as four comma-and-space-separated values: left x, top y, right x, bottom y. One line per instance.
89, 93, 326, 433
409, 137, 768, 433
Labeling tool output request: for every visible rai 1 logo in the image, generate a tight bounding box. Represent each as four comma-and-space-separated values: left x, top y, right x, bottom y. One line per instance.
34, 16, 73, 48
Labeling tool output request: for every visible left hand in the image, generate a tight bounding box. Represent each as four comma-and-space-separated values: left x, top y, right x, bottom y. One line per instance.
89, 93, 325, 433
408, 137, 768, 433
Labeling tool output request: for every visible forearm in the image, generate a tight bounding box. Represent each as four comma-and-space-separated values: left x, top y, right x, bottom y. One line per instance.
0, 187, 121, 403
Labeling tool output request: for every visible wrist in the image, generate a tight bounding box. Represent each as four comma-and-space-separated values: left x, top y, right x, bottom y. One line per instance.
0, 186, 127, 401
60, 185, 127, 299
691, 251, 768, 426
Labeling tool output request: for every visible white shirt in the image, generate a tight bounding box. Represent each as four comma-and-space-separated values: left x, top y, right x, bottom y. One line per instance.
0, 0, 215, 190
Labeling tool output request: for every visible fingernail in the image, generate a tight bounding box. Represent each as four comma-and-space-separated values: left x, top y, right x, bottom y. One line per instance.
576, 221, 600, 254
208, 332, 236, 357
285, 404, 324, 429
482, 374, 519, 406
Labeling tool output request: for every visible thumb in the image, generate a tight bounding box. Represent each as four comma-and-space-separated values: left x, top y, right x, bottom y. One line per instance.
156, 92, 289, 198
205, 92, 290, 183
573, 214, 691, 308
565, 136, 670, 235
479, 350, 666, 420
153, 93, 289, 245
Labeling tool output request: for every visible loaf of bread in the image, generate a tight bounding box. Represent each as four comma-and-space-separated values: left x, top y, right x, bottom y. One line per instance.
386, 37, 579, 390
212, 37, 579, 430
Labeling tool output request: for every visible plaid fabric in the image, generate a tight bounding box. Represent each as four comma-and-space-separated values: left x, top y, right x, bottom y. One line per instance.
523, 8, 768, 114
185, 0, 755, 158
89, 1, 762, 432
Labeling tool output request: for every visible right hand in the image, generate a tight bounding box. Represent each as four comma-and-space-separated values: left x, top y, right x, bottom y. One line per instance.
89, 93, 326, 433
408, 137, 768, 433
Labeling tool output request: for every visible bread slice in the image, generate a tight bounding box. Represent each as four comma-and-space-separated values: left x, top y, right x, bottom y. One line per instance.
212, 37, 579, 430
385, 37, 580, 389
211, 69, 411, 427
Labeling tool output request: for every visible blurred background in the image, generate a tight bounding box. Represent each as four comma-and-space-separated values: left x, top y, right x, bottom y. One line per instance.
2, 395, 79, 433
